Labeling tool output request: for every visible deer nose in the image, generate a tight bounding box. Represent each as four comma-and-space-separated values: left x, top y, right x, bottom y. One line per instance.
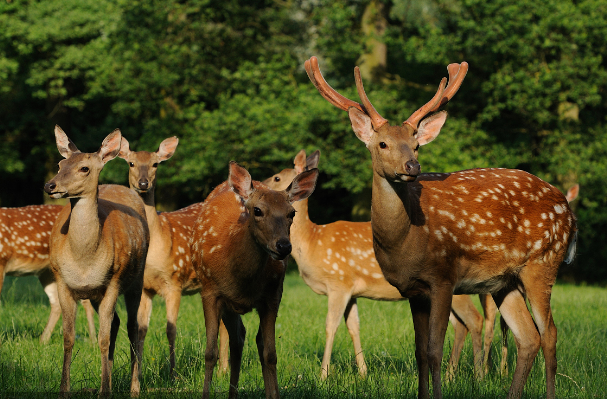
405, 160, 421, 176
44, 182, 56, 193
275, 239, 292, 258
138, 180, 149, 190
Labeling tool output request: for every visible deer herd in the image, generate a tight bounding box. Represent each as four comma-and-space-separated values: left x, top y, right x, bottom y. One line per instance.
0, 57, 579, 399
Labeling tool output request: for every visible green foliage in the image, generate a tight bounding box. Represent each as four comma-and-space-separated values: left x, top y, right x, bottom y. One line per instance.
0, 0, 606, 280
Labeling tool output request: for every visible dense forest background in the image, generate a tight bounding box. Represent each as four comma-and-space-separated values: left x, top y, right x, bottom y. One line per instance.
1, 0, 606, 282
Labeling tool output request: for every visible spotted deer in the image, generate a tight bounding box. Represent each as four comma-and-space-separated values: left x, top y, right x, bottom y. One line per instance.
447, 183, 580, 380
44, 126, 149, 396
117, 136, 229, 377
191, 161, 318, 399
264, 149, 491, 380
0, 205, 96, 343
305, 56, 577, 399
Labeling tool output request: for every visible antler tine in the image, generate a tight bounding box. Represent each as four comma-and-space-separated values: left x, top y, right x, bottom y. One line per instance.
354, 66, 389, 130
305, 57, 366, 114
404, 61, 468, 129
404, 77, 447, 129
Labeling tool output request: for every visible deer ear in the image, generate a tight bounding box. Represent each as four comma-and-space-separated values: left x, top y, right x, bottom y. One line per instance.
293, 149, 307, 174
566, 184, 579, 203
117, 137, 131, 160
98, 129, 122, 164
229, 161, 254, 200
416, 111, 447, 146
306, 150, 320, 171
157, 136, 179, 162
54, 125, 80, 159
349, 107, 374, 145
286, 168, 318, 203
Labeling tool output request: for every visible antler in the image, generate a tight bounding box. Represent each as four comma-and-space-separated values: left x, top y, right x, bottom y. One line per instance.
305, 56, 388, 130
404, 62, 469, 129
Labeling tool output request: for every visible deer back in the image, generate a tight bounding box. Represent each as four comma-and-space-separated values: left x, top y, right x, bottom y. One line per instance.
0, 205, 63, 275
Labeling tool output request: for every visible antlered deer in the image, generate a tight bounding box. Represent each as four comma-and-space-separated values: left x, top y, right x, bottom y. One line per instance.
264, 149, 491, 380
305, 56, 577, 399
447, 183, 580, 380
117, 136, 229, 377
191, 161, 318, 399
0, 205, 96, 343
44, 126, 149, 396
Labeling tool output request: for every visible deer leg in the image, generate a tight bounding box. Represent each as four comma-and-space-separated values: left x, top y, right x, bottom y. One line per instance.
450, 295, 483, 380
427, 289, 454, 399
137, 289, 154, 378
38, 271, 61, 343
409, 296, 431, 399
256, 304, 280, 399
499, 315, 510, 376
492, 288, 540, 399
320, 291, 351, 380
520, 267, 558, 399
344, 297, 368, 378
80, 299, 97, 343
97, 282, 121, 396
201, 295, 221, 399
480, 293, 498, 377
446, 311, 468, 381
218, 321, 230, 375
164, 289, 182, 379
124, 285, 142, 396
56, 279, 77, 395
222, 311, 245, 399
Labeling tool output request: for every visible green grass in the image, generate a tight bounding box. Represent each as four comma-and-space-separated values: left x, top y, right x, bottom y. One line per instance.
0, 273, 605, 398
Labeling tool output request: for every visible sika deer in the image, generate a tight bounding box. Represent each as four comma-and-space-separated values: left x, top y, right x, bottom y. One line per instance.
264, 149, 490, 380
0, 205, 96, 343
305, 56, 577, 399
44, 126, 149, 396
447, 183, 580, 380
191, 161, 318, 399
117, 136, 229, 377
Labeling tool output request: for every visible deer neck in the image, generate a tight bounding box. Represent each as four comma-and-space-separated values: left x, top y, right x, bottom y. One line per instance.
371, 174, 414, 245
67, 194, 102, 260
138, 187, 162, 237
289, 198, 316, 266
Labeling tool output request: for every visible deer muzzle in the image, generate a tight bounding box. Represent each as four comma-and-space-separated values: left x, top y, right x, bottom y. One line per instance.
273, 238, 292, 260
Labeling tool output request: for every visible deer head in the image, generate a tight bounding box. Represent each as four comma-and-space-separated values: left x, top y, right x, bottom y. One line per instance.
305, 56, 467, 182
263, 150, 320, 191
118, 136, 179, 193
228, 161, 318, 260
44, 126, 122, 198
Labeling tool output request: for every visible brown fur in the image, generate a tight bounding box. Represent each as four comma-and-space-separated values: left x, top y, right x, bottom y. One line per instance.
45, 127, 149, 396
191, 162, 318, 399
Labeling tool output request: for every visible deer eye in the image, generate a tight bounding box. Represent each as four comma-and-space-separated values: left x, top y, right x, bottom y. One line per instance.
274, 176, 280, 182
379, 142, 387, 149
254, 207, 263, 217
153, 163, 158, 168
80, 166, 89, 173
414, 144, 420, 151
129, 162, 134, 167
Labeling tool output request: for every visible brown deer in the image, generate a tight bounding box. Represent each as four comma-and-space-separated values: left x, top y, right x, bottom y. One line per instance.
117, 136, 229, 377
44, 126, 149, 396
191, 161, 318, 399
447, 183, 580, 380
264, 149, 490, 380
0, 205, 97, 343
305, 56, 577, 399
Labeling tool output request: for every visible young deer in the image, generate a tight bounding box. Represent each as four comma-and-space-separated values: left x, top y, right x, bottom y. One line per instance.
44, 126, 149, 396
191, 162, 318, 399
117, 136, 229, 377
305, 56, 577, 399
447, 183, 580, 380
264, 149, 490, 380
0, 205, 96, 343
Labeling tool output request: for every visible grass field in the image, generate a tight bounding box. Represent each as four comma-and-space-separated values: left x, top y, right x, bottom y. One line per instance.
0, 271, 605, 398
